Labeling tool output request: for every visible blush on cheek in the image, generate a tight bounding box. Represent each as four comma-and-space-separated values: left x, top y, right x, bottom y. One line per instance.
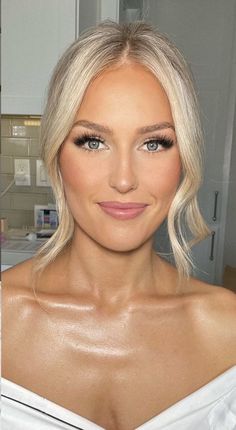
167, 153, 182, 187
60, 155, 99, 197
169, 163, 181, 189
59, 146, 73, 181
154, 158, 181, 196
59, 146, 82, 187
61, 164, 76, 185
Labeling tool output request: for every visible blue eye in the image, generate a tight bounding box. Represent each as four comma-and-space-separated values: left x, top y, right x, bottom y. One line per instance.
143, 137, 174, 152
86, 140, 100, 150
73, 133, 174, 153
146, 141, 159, 151
74, 134, 105, 151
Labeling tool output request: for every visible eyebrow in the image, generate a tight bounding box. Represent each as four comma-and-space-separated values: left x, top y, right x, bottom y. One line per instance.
72, 119, 175, 134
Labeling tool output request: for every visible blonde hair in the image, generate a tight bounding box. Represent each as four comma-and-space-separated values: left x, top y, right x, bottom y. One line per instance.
35, 20, 209, 278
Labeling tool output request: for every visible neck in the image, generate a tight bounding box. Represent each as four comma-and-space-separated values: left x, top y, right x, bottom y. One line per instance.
60, 228, 174, 307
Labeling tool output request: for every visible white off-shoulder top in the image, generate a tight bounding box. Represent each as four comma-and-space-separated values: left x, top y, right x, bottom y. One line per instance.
1, 366, 236, 430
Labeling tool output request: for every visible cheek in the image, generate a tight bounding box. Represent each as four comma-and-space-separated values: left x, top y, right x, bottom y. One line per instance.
143, 153, 181, 198
59, 147, 101, 197
59, 144, 181, 200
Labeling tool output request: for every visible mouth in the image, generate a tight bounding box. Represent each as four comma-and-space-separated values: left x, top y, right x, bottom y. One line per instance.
97, 201, 149, 220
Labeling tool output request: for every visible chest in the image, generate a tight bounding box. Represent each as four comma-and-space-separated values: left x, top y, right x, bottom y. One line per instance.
4, 311, 220, 430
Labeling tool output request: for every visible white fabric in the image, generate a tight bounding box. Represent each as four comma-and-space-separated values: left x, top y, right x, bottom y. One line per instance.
1, 366, 236, 430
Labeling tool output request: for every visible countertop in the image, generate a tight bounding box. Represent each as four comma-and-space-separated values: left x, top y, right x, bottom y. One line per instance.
1, 229, 47, 267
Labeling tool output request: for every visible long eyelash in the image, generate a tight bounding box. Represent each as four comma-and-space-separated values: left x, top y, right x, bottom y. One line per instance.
73, 133, 104, 151
144, 135, 174, 151
73, 133, 174, 153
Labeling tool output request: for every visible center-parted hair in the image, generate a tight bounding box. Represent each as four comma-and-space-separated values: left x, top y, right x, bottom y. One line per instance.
35, 20, 209, 278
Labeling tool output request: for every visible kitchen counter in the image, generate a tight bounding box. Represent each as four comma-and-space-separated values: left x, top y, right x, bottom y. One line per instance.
1, 235, 46, 269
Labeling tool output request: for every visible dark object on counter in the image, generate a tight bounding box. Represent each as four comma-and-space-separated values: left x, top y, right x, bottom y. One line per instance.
36, 229, 56, 238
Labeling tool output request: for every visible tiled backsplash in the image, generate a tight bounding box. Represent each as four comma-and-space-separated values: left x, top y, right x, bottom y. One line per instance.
1, 116, 55, 229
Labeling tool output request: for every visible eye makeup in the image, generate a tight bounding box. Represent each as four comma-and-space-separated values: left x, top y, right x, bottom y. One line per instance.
73, 133, 105, 152
73, 132, 174, 153
142, 135, 174, 153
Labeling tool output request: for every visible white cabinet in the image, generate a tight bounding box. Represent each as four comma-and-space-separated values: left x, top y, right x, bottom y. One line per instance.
148, 0, 236, 284
2, 0, 77, 115
78, 0, 119, 34
2, 0, 120, 115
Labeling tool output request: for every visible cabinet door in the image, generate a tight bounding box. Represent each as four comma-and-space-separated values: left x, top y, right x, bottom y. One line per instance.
100, 0, 119, 21
147, 0, 236, 284
192, 225, 220, 284
77, 0, 119, 36
2, 0, 76, 115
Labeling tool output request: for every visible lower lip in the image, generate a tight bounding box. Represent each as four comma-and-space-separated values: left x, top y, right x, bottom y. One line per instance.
98, 204, 147, 220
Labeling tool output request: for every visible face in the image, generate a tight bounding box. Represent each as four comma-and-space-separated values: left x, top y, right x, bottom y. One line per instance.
59, 63, 181, 252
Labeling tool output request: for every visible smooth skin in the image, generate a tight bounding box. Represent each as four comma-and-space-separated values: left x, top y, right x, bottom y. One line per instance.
2, 63, 236, 430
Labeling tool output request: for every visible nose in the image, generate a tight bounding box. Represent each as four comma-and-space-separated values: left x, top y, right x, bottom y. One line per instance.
109, 151, 138, 193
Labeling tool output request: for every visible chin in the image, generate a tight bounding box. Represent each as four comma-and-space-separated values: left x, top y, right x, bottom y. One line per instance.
100, 243, 147, 254
74, 216, 161, 252
94, 234, 153, 253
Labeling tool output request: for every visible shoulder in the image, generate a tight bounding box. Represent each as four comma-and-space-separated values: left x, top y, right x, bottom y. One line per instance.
205, 285, 236, 337
186, 277, 236, 323
2, 259, 40, 379
2, 259, 37, 328
2, 258, 35, 290
2, 256, 64, 326
187, 278, 236, 315
185, 279, 236, 365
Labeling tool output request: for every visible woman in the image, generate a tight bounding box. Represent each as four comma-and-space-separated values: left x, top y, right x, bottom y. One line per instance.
2, 20, 236, 430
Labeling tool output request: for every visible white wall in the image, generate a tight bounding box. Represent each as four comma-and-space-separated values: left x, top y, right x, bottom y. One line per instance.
224, 111, 236, 268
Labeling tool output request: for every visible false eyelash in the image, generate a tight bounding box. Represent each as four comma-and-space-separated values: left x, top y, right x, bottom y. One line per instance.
73, 133, 174, 152
143, 136, 174, 150
73, 133, 105, 151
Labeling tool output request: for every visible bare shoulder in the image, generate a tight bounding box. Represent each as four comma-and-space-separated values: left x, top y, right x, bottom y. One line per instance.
162, 257, 236, 317
2, 258, 36, 327
2, 259, 40, 379
185, 278, 236, 365
188, 277, 236, 315
2, 258, 35, 289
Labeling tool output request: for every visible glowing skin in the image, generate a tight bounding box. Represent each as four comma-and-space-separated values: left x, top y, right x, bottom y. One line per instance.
59, 63, 181, 302
3, 56, 236, 430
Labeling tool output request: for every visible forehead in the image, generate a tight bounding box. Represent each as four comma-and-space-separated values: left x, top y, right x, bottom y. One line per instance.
88, 61, 161, 87
77, 63, 173, 125
82, 63, 167, 100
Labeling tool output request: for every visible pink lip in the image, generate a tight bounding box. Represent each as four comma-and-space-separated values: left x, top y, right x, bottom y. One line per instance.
97, 201, 148, 220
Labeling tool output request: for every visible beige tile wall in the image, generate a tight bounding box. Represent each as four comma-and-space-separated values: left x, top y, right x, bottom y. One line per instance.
1, 116, 55, 229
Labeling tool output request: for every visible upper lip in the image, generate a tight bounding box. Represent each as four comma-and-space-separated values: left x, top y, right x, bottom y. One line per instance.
98, 201, 149, 209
